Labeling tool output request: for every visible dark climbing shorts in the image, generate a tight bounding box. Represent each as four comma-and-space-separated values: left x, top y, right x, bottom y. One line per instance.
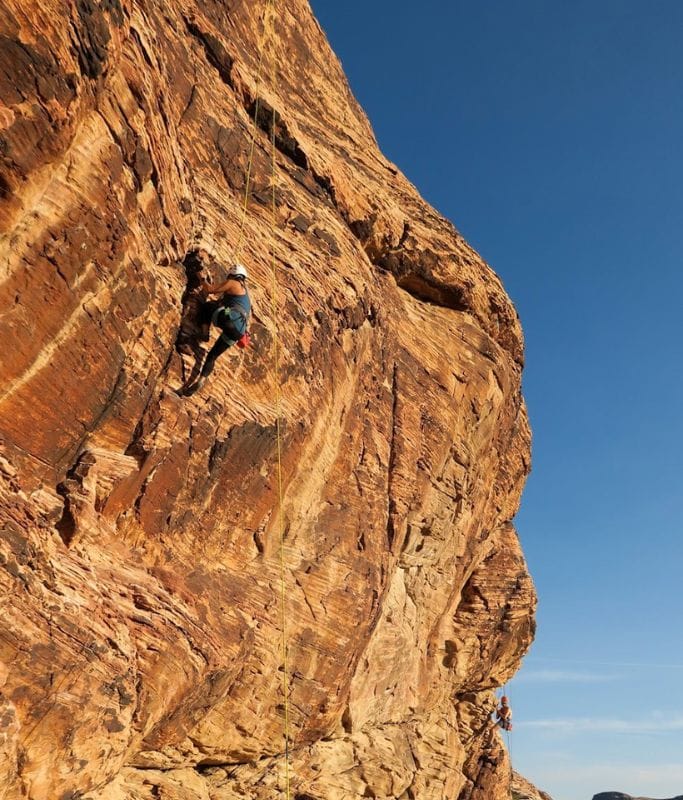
199, 301, 243, 343
214, 310, 242, 344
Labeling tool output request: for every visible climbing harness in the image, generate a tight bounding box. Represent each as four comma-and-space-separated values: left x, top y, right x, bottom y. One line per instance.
211, 297, 250, 346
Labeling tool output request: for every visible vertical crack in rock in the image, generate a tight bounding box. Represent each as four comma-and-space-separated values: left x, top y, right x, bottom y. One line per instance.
174, 249, 211, 381
73, 0, 116, 79
184, 17, 235, 89
55, 481, 77, 547
248, 97, 310, 171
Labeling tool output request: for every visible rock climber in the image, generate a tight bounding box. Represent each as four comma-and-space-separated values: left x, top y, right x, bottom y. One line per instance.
495, 696, 512, 731
184, 261, 251, 393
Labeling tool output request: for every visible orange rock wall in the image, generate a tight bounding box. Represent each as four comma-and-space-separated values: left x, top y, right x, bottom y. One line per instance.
0, 1, 536, 798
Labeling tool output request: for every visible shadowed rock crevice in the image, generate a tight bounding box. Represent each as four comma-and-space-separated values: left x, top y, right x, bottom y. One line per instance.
73, 0, 116, 79
356, 226, 475, 314
249, 97, 309, 171
243, 92, 337, 207
396, 271, 470, 312
55, 484, 77, 547
184, 17, 235, 88
174, 249, 210, 357
0, 34, 77, 106
345, 215, 524, 365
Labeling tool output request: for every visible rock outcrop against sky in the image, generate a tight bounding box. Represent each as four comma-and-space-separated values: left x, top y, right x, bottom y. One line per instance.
0, 1, 538, 798
513, 771, 555, 800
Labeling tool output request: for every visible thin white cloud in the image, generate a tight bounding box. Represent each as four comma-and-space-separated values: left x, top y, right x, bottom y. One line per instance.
518, 714, 683, 735
527, 656, 683, 670
516, 668, 621, 683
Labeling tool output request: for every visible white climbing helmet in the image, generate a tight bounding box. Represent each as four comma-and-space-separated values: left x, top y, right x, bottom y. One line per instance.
229, 262, 248, 279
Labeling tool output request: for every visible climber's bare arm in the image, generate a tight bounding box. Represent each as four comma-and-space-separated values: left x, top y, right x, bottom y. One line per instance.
203, 277, 244, 296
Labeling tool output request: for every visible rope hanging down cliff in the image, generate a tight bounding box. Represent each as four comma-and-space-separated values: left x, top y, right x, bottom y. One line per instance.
237, 1, 293, 795
266, 2, 293, 797
231, 4, 269, 263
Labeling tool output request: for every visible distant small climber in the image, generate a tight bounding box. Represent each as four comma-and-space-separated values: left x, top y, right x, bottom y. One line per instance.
183, 262, 251, 393
495, 696, 512, 731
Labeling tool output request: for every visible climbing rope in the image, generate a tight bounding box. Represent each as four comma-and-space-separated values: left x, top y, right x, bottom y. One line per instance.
231, 2, 270, 263
268, 7, 290, 800
263, 2, 292, 797
205, 0, 290, 789
209, 0, 291, 790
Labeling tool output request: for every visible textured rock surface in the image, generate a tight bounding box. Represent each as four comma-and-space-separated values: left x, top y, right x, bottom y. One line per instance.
512, 772, 554, 800
0, 1, 537, 798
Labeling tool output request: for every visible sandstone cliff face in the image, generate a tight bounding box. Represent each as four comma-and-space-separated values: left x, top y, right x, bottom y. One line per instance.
0, 1, 536, 798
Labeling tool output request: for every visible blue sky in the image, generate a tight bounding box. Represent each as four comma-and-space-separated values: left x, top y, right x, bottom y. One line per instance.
310, 2, 683, 798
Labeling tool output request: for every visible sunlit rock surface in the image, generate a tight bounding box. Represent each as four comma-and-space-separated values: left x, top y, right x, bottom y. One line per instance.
512, 771, 554, 800
0, 1, 538, 797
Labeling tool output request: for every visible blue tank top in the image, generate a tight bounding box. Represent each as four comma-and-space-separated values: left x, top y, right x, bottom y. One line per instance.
223, 291, 251, 316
